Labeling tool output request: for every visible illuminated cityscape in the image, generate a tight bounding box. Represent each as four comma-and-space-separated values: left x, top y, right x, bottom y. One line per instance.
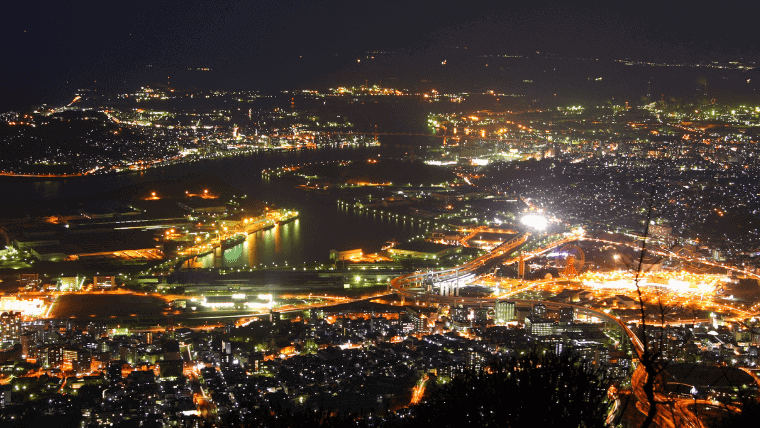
4, 2, 760, 427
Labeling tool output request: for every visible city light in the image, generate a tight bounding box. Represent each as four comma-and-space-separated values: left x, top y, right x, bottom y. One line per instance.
5, 32, 760, 428
520, 214, 548, 231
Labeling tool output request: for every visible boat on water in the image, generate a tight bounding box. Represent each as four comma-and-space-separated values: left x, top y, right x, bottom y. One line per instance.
221, 233, 246, 249
276, 210, 299, 225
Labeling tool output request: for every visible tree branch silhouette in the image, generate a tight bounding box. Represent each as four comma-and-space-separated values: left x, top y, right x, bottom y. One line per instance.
636, 185, 664, 428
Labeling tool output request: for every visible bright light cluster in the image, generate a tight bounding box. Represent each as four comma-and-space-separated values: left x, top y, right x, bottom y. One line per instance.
0, 296, 48, 316
581, 271, 720, 294
198, 294, 275, 309
521, 214, 548, 231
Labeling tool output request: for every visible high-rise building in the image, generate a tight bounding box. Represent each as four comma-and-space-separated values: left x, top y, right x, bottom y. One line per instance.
107, 361, 123, 382
532, 303, 547, 318
559, 307, 574, 324
0, 312, 21, 346
406, 307, 429, 333
160, 340, 183, 378
465, 351, 486, 371
62, 348, 78, 371
494, 301, 516, 325
74, 350, 92, 373
45, 346, 62, 369
525, 316, 554, 336
0, 384, 10, 408
119, 345, 137, 364
19, 332, 36, 360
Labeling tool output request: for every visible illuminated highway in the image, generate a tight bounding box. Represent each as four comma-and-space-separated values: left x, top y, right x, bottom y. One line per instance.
386, 228, 760, 427
498, 232, 760, 282
9, 224, 757, 427
389, 233, 528, 303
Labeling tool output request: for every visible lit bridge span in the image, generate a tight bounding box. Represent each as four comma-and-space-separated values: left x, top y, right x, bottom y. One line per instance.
390, 233, 528, 299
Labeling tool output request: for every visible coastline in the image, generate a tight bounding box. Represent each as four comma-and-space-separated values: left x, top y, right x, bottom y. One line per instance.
0, 139, 381, 180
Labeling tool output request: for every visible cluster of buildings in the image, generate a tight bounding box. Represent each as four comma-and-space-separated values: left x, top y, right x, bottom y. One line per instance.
0, 317, 198, 426
415, 104, 760, 273
182, 302, 630, 424
0, 293, 634, 426
0, 87, 377, 176
0, 321, 236, 426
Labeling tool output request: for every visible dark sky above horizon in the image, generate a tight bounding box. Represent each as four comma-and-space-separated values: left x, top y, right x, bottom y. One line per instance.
4, 0, 760, 109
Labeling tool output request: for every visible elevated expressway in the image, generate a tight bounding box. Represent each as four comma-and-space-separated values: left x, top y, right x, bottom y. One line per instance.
503, 234, 760, 282
390, 228, 758, 310
390, 233, 529, 302
388, 231, 754, 427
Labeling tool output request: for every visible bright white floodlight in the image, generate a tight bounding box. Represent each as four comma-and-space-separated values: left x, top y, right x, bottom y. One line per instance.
521, 214, 548, 231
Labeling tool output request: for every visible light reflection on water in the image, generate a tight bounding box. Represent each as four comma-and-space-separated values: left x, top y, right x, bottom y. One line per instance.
183, 199, 429, 269
0, 141, 432, 268
186, 219, 303, 268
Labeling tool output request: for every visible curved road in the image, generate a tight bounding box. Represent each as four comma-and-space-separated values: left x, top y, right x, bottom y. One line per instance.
388, 234, 736, 427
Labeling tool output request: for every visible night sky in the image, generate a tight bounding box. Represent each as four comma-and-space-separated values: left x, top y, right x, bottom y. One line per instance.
4, 0, 760, 110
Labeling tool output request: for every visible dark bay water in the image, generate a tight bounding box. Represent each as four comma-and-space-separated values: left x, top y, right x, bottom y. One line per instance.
0, 137, 437, 266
